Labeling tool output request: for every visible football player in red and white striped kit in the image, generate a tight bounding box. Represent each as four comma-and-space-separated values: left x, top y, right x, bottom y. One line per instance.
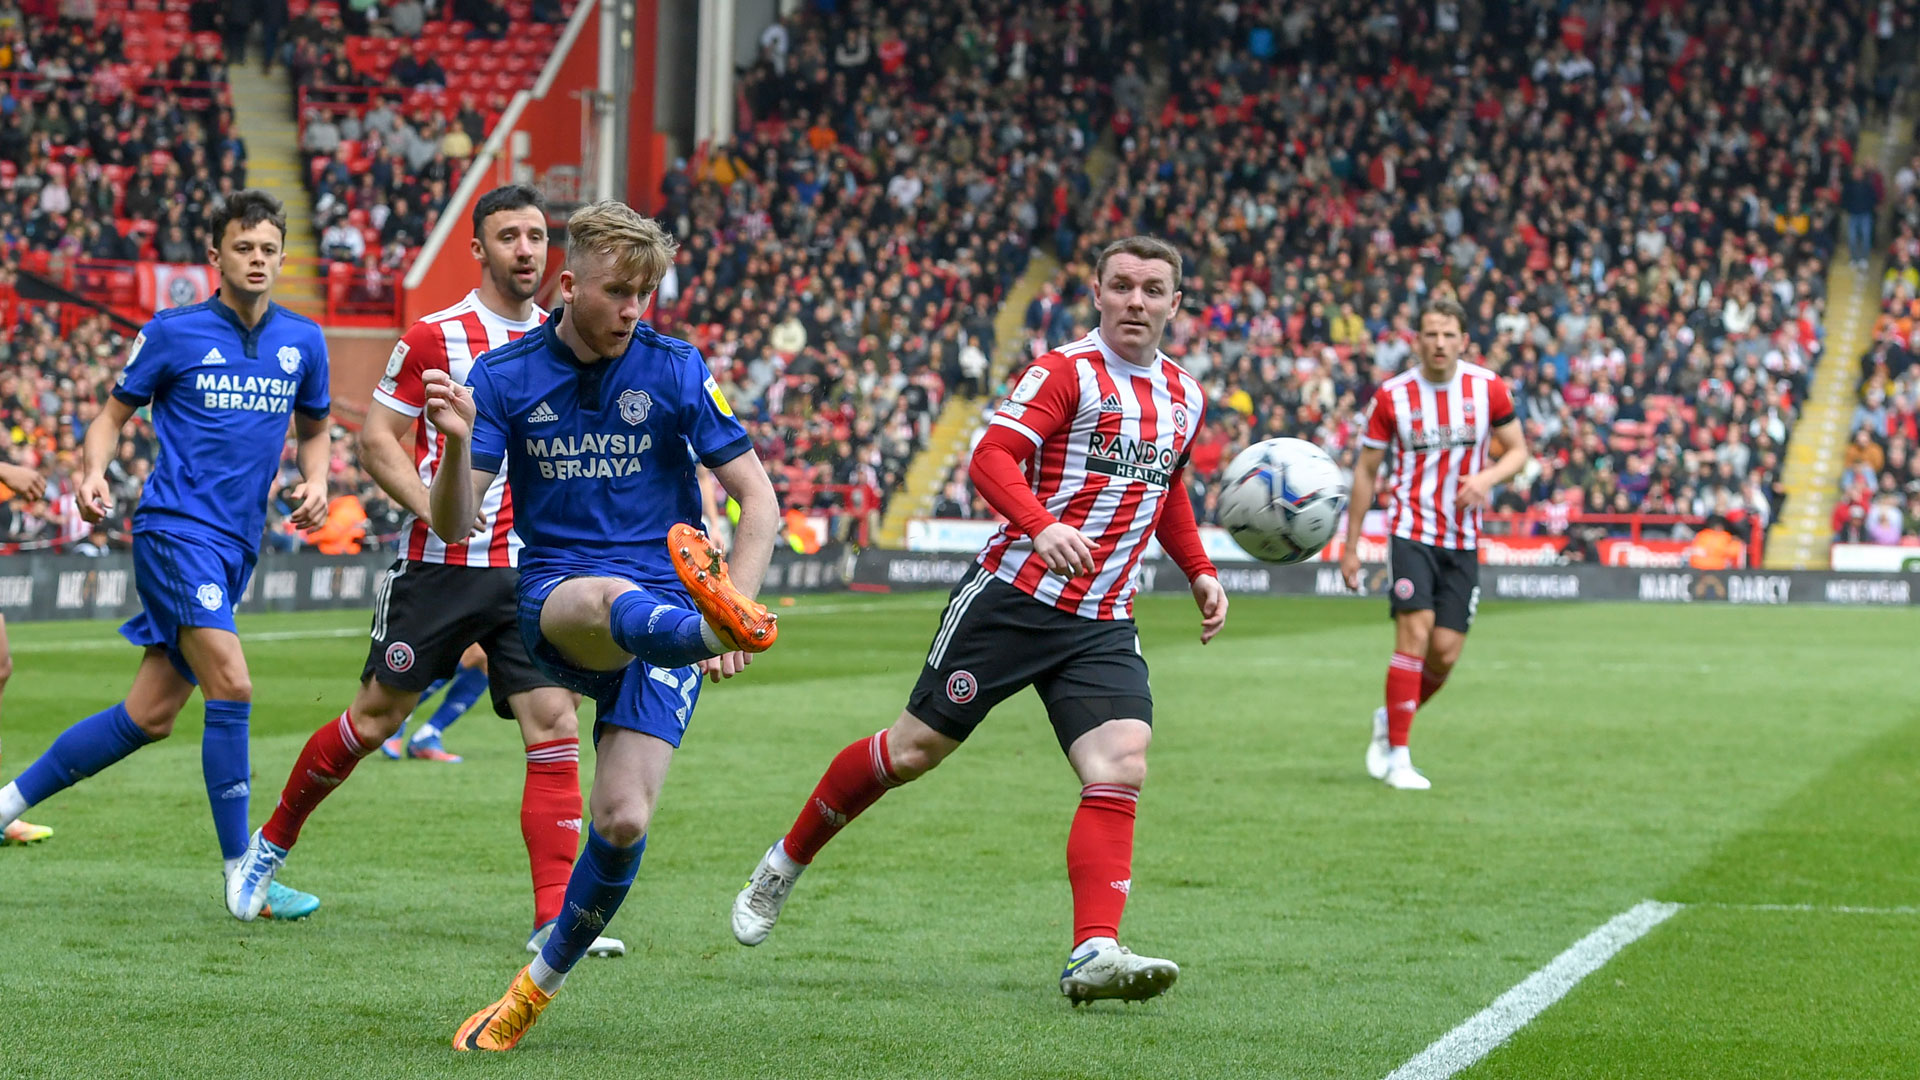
234, 187, 620, 956
1340, 298, 1530, 790
730, 237, 1227, 1005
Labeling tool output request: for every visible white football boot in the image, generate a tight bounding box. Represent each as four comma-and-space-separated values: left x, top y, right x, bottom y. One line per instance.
732, 840, 803, 946
525, 919, 626, 958
1381, 746, 1431, 790
1366, 707, 1392, 779
1060, 937, 1180, 1004
226, 829, 288, 921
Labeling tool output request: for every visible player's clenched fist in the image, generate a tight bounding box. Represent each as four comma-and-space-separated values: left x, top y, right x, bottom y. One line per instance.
1032, 520, 1097, 577
422, 368, 475, 441
75, 473, 112, 523
286, 478, 329, 530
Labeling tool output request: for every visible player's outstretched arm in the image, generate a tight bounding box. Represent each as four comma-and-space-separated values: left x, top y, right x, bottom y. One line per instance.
77, 396, 138, 523
422, 369, 495, 543
1341, 444, 1385, 592
1154, 465, 1225, 643
0, 461, 46, 502
710, 449, 779, 598
359, 401, 433, 522
287, 414, 332, 531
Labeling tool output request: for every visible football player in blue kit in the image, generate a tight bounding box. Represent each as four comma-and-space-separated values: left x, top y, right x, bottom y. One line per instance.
0, 191, 331, 918
425, 201, 783, 1052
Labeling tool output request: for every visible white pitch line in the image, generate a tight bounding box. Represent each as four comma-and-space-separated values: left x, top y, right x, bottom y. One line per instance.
1384, 900, 1682, 1080
1681, 902, 1920, 916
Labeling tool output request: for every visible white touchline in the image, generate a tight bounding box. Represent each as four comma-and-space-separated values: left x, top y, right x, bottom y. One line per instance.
1383, 900, 1683, 1080
1681, 902, 1920, 916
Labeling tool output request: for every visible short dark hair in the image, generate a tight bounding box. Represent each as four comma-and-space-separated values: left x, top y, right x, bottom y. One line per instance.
472, 184, 545, 238
1419, 297, 1468, 332
1095, 235, 1182, 288
208, 189, 286, 246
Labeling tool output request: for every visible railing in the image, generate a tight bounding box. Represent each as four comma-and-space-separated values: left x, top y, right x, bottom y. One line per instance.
0, 297, 107, 336
0, 69, 232, 106
284, 256, 407, 322
1481, 511, 1764, 568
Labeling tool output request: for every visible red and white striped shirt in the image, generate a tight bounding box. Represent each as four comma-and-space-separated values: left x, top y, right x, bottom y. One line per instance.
371, 291, 547, 567
978, 330, 1204, 619
1360, 360, 1515, 550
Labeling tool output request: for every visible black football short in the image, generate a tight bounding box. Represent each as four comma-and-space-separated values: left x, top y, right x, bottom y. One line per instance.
906, 565, 1152, 754
1386, 536, 1481, 633
363, 560, 555, 718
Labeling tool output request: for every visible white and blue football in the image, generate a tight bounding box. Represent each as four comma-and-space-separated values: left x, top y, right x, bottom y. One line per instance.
1217, 438, 1350, 564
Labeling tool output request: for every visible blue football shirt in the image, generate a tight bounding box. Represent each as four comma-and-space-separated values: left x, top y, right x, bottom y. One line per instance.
466, 316, 751, 589
111, 296, 331, 550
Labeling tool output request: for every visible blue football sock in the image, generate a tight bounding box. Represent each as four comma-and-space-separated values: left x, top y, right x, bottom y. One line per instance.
201, 700, 253, 860
13, 702, 152, 806
608, 591, 715, 668
539, 827, 644, 976
418, 664, 488, 739
422, 677, 450, 701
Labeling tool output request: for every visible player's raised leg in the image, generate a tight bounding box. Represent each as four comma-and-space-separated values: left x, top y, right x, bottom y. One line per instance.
733, 710, 952, 945
0, 648, 190, 840
1058, 717, 1178, 1004
458, 726, 669, 1051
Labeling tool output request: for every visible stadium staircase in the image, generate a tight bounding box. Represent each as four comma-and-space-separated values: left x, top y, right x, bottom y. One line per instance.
875, 133, 1141, 546
226, 65, 328, 320
875, 249, 1061, 546
1765, 117, 1914, 569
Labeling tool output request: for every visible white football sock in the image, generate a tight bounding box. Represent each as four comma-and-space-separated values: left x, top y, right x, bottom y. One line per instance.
700, 620, 729, 653
1388, 746, 1412, 770
411, 724, 441, 744
0, 781, 27, 830
769, 839, 803, 876
1071, 935, 1116, 959
223, 856, 243, 878
528, 954, 567, 995
1372, 710, 1389, 740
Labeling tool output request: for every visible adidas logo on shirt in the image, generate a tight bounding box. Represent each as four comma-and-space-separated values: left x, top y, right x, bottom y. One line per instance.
201, 348, 227, 365
527, 401, 559, 423
1098, 393, 1125, 413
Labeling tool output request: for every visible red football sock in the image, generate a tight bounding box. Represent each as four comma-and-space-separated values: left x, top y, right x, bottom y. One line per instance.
781, 729, 901, 864
262, 710, 372, 850
1385, 652, 1424, 748
1419, 665, 1449, 705
522, 738, 583, 928
1068, 783, 1139, 947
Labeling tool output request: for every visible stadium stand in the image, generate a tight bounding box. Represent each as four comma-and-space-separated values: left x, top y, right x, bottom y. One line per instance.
643, 1, 1144, 541
1847, 144, 1920, 542
930, 0, 1860, 565
285, 0, 561, 301
0, 16, 240, 268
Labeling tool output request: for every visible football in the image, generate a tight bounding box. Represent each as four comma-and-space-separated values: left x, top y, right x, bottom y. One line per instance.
1217, 438, 1350, 564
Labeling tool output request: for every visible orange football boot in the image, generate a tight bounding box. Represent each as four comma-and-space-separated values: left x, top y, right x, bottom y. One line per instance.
667, 523, 778, 651
452, 966, 554, 1052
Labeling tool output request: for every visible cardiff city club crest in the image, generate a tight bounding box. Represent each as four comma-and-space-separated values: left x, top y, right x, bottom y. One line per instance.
278, 345, 301, 374
618, 389, 652, 426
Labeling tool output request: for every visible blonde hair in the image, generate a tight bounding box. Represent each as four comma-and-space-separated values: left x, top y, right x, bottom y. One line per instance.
566, 200, 678, 296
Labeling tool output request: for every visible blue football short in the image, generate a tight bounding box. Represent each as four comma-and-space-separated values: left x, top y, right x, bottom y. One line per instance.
120, 530, 256, 683
516, 568, 703, 748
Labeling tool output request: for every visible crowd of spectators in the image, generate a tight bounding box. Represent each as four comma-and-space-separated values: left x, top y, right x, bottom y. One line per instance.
0, 16, 245, 263
934, 0, 1863, 565
284, 0, 569, 287
654, 0, 1152, 535
1843, 147, 1920, 544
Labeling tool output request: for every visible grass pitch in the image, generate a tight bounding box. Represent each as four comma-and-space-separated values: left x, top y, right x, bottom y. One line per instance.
0, 593, 1912, 1079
